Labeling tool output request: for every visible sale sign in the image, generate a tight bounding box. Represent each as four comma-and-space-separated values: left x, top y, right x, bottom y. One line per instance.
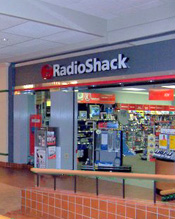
149, 89, 174, 101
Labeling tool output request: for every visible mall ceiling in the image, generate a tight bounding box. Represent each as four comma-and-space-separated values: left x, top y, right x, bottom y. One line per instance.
0, 0, 174, 63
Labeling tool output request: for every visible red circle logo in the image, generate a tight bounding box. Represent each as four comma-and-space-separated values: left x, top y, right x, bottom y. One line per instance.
41, 64, 53, 79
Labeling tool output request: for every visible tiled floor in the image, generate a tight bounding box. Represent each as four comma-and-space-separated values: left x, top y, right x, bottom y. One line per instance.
0, 182, 20, 215
5, 210, 40, 219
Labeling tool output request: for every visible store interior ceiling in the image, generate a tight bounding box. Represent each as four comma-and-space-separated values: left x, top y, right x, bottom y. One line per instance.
0, 0, 174, 63
59, 81, 175, 95
90, 83, 175, 93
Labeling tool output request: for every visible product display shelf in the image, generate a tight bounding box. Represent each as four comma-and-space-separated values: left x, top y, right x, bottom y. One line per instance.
77, 117, 124, 171
78, 118, 116, 122
124, 111, 175, 153
77, 120, 95, 167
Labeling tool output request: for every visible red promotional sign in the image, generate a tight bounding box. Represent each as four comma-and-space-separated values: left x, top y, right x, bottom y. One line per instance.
117, 103, 175, 111
120, 104, 129, 110
149, 89, 174, 101
98, 122, 107, 129
30, 115, 42, 156
135, 105, 143, 110
169, 106, 175, 111
149, 105, 156, 110
129, 104, 136, 110
143, 105, 150, 111
156, 105, 165, 111
78, 93, 116, 104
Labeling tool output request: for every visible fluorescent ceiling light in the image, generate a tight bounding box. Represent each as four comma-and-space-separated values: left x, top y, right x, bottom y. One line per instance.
70, 81, 78, 84
52, 82, 60, 85
23, 84, 34, 89
162, 85, 175, 89
61, 82, 68, 85
122, 88, 146, 91
62, 89, 68, 92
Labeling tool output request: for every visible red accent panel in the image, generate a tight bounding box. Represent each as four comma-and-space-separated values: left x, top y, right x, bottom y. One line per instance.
29, 115, 42, 156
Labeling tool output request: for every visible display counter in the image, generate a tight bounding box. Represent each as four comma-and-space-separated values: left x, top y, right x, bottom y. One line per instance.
156, 159, 175, 191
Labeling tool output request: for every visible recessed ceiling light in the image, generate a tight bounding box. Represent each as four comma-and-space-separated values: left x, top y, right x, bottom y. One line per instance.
162, 85, 175, 89
122, 88, 146, 91
2, 38, 8, 42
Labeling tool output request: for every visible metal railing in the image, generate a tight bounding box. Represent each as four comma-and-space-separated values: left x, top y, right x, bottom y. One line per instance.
30, 168, 175, 203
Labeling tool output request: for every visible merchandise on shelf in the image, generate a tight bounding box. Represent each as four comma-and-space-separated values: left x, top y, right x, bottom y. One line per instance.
147, 134, 156, 161
77, 102, 123, 170
153, 128, 175, 162
34, 127, 58, 169
120, 108, 175, 153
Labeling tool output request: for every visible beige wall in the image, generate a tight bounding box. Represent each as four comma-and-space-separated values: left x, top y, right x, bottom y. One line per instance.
0, 63, 9, 162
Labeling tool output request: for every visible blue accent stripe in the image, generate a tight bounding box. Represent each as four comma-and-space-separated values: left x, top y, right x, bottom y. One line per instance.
8, 63, 15, 163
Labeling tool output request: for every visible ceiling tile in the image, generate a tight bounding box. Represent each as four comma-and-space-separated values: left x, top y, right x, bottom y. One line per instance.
0, 32, 32, 46
3, 21, 65, 38
0, 14, 27, 31
40, 0, 166, 19
0, 39, 63, 56
42, 30, 99, 44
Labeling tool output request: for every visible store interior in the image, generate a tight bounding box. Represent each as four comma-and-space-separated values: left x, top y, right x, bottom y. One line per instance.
14, 80, 175, 190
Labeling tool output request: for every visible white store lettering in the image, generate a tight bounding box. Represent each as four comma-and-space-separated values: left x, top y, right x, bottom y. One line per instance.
53, 54, 129, 77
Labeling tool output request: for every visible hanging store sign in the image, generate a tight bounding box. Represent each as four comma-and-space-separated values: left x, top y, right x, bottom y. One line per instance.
149, 89, 174, 101
41, 54, 129, 79
117, 103, 175, 111
78, 93, 116, 104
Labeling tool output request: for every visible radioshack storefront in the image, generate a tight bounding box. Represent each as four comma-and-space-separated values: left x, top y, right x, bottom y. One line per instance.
12, 39, 175, 179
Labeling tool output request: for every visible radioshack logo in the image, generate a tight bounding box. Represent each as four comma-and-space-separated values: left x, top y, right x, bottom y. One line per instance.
41, 64, 53, 79
41, 54, 129, 79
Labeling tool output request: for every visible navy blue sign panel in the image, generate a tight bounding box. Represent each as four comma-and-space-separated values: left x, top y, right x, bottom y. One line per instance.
15, 39, 175, 86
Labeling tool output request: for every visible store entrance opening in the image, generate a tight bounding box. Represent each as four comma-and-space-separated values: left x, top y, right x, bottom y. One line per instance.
13, 79, 175, 191
76, 81, 175, 190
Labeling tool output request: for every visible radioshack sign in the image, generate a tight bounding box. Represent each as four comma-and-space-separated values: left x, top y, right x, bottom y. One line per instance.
41, 54, 129, 79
